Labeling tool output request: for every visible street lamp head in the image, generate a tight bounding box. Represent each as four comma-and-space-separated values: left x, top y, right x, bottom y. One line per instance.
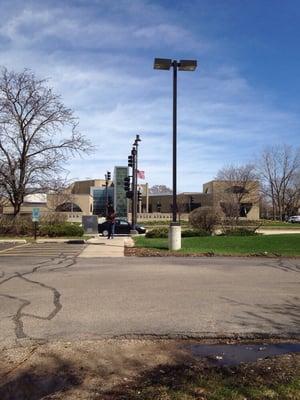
153, 58, 172, 70
178, 59, 197, 71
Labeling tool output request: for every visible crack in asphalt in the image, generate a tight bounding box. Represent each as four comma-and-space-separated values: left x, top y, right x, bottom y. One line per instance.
0, 246, 83, 342
260, 257, 300, 273
0, 293, 30, 339
17, 273, 62, 321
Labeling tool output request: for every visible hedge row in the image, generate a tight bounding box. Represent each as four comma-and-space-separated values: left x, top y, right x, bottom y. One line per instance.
0, 216, 84, 237
145, 227, 258, 238
39, 224, 84, 237
221, 228, 259, 236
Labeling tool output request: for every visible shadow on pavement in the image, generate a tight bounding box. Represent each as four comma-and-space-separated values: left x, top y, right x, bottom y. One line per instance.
221, 296, 300, 335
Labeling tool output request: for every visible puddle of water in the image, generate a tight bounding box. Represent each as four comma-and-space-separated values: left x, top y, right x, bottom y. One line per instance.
184, 343, 300, 367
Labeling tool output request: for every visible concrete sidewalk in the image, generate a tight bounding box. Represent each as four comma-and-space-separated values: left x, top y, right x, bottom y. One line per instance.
257, 229, 300, 235
79, 236, 129, 257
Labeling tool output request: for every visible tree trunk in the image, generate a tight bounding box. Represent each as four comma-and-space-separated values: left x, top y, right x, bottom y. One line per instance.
13, 203, 21, 216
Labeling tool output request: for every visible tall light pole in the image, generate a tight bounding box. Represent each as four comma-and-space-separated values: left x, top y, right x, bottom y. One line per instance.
154, 58, 197, 250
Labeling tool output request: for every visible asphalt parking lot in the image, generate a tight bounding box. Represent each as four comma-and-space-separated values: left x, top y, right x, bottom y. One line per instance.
0, 255, 299, 348
0, 242, 85, 258
0, 242, 19, 253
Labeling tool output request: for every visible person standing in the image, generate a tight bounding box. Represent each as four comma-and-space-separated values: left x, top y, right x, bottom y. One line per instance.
106, 204, 116, 239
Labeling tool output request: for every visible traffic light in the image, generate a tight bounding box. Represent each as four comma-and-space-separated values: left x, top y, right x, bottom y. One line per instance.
137, 190, 142, 202
107, 171, 111, 181
126, 190, 133, 199
128, 155, 133, 167
190, 196, 196, 211
124, 176, 130, 192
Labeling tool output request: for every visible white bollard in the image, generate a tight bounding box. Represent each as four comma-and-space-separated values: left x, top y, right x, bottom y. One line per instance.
168, 224, 181, 250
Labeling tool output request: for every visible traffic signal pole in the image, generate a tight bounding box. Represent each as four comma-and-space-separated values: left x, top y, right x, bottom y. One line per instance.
127, 134, 141, 235
104, 171, 111, 216
131, 147, 137, 232
131, 172, 134, 228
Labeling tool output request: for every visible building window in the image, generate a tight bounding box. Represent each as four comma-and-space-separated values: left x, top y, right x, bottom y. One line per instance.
114, 167, 129, 218
240, 203, 252, 217
220, 202, 252, 217
225, 186, 249, 194
92, 187, 114, 216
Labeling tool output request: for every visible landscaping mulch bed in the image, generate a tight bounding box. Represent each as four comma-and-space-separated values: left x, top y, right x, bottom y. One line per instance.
125, 247, 215, 257
124, 247, 290, 258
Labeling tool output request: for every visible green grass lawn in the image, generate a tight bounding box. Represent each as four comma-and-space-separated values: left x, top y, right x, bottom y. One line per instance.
106, 353, 300, 400
134, 234, 300, 256
260, 220, 300, 229
124, 374, 300, 400
139, 220, 300, 230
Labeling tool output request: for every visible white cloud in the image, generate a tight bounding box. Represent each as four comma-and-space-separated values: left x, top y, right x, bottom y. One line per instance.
0, 0, 299, 192
0, 1, 206, 53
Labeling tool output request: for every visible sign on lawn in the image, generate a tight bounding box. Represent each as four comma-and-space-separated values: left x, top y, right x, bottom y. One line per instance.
82, 215, 98, 234
32, 207, 40, 222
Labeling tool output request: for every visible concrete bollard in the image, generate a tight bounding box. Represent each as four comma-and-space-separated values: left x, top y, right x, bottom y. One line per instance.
168, 224, 181, 250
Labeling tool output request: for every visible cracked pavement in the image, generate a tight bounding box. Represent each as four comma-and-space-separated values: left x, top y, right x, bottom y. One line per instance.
0, 253, 300, 348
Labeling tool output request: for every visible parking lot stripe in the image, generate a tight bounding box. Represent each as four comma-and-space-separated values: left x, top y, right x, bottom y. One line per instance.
0, 243, 85, 257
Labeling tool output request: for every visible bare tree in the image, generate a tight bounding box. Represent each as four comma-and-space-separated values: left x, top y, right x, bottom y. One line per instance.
285, 172, 300, 216
0, 67, 92, 215
176, 194, 188, 221
189, 206, 220, 234
215, 164, 259, 223
44, 176, 75, 211
0, 188, 5, 213
258, 145, 300, 220
149, 185, 172, 194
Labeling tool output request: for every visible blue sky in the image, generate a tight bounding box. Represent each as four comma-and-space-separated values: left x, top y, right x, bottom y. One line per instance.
0, 0, 299, 191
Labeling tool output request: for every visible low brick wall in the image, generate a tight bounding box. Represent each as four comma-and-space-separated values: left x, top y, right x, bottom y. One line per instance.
128, 213, 190, 221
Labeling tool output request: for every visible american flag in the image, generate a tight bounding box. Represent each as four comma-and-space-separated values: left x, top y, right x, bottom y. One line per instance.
137, 170, 145, 179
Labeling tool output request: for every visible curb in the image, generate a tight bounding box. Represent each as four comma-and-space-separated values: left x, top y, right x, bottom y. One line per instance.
36, 239, 86, 244
0, 239, 27, 244
124, 237, 135, 248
